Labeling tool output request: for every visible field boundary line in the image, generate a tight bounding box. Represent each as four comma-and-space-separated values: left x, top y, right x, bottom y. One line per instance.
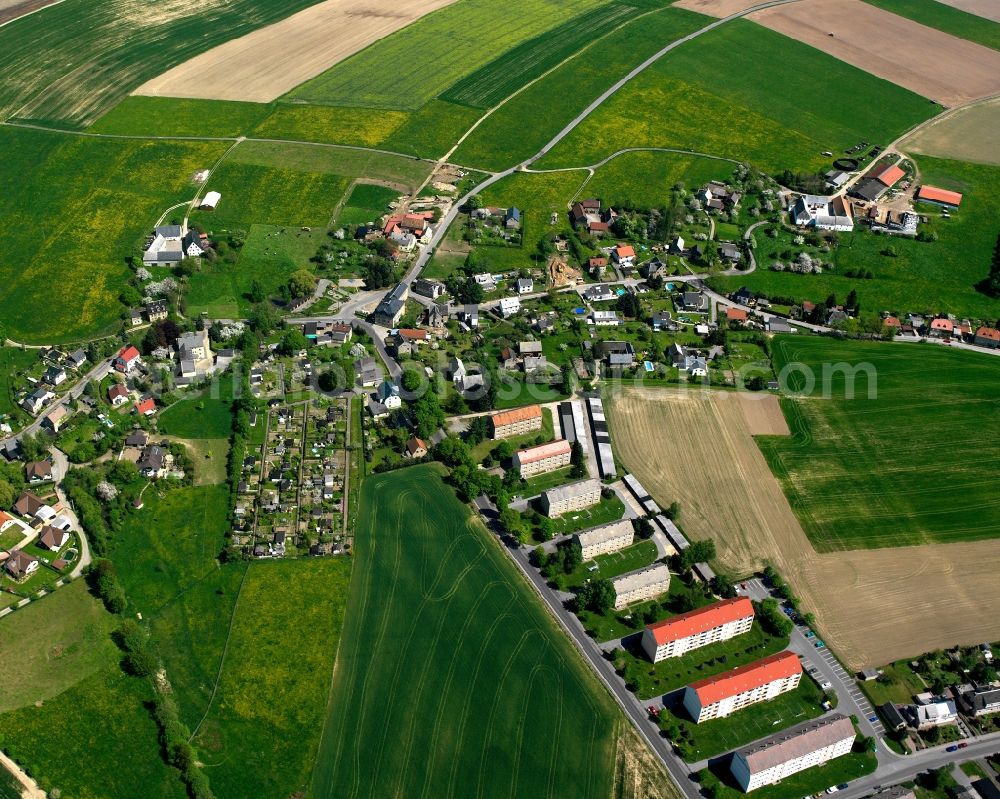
188, 559, 251, 741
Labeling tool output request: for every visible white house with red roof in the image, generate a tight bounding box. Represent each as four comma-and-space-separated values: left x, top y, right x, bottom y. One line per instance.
612, 244, 636, 266
642, 597, 755, 662
134, 397, 156, 416
113, 345, 142, 374
928, 318, 954, 338
683, 651, 802, 722
108, 383, 130, 407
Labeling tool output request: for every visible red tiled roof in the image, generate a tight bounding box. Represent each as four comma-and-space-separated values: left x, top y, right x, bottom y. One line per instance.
883, 316, 900, 327
876, 164, 905, 187
917, 186, 962, 206
134, 398, 156, 414
726, 308, 748, 321
930, 318, 954, 331
689, 651, 801, 706
975, 326, 1000, 342
108, 384, 128, 399
589, 221, 609, 232
589, 257, 608, 267
491, 405, 542, 428
647, 597, 754, 646
397, 329, 428, 341
515, 439, 571, 465
118, 345, 140, 362
616, 245, 636, 258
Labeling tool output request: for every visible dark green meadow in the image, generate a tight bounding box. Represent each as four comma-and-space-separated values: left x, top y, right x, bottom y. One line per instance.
537, 20, 935, 175
759, 337, 1000, 551
309, 464, 620, 798
88, 96, 271, 138
862, 0, 1000, 51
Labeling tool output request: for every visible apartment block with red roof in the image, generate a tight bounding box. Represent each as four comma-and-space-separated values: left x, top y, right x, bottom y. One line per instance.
512, 439, 571, 477
682, 651, 802, 723
641, 597, 755, 663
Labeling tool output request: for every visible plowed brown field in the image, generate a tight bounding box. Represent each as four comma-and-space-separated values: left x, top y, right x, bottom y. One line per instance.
134, 0, 457, 102
607, 388, 1000, 669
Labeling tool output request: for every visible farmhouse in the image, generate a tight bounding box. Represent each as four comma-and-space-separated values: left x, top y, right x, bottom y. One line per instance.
612, 563, 671, 609
4, 550, 39, 580
540, 478, 601, 517
974, 327, 1000, 348
851, 179, 889, 203
142, 224, 185, 265
490, 405, 542, 439
917, 185, 962, 207
730, 713, 856, 792
791, 194, 854, 231
512, 439, 571, 477
575, 519, 634, 560
682, 651, 802, 723
641, 597, 755, 662
876, 163, 905, 188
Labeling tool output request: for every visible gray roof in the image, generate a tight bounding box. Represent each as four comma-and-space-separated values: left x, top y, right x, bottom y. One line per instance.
735, 713, 854, 773
612, 563, 671, 595
576, 519, 634, 550
543, 478, 601, 504
155, 224, 182, 238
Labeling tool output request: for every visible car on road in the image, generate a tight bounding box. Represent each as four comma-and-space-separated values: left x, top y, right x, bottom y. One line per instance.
957, 742, 968, 749
837, 785, 849, 791
946, 745, 959, 752
825, 785, 841, 794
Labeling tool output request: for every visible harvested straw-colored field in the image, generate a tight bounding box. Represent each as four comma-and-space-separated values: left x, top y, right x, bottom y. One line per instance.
135, 0, 458, 102
902, 98, 1000, 165
936, 0, 1000, 24
607, 387, 1000, 669
749, 0, 1000, 106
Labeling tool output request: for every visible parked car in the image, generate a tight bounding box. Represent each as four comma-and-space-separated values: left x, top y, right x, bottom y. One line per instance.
946, 745, 959, 753
805, 631, 816, 639
957, 742, 968, 749
815, 640, 826, 648
820, 681, 833, 690
868, 715, 878, 723
826, 786, 841, 794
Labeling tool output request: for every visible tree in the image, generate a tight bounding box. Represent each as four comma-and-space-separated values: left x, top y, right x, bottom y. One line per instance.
174, 256, 200, 277
248, 279, 266, 303
756, 598, 792, 637
494, 441, 513, 462
465, 416, 491, 446
109, 460, 139, 485
579, 578, 615, 614
846, 288, 858, 312
681, 538, 716, 569
287, 268, 315, 299
0, 479, 14, 510
666, 501, 681, 520
569, 441, 586, 478
96, 481, 118, 501
825, 293, 837, 309
537, 516, 555, 541
279, 328, 308, 355
616, 292, 641, 319
466, 194, 483, 211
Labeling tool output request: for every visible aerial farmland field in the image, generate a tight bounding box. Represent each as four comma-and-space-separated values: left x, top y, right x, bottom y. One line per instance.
309, 464, 623, 798
536, 20, 935, 175
288, 0, 607, 110
89, 96, 270, 138
862, 0, 1000, 51
0, 126, 227, 343
0, 0, 325, 128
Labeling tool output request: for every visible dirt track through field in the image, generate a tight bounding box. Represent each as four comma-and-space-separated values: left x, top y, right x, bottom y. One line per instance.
901, 98, 1000, 165
748, 0, 1000, 106
935, 0, 1000, 24
607, 388, 1000, 669
134, 0, 458, 102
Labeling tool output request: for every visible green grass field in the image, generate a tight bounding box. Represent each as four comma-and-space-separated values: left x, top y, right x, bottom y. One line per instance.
89, 96, 270, 137
537, 20, 935, 175
0, 0, 321, 128
309, 464, 620, 798
758, 337, 1000, 551
863, 0, 1000, 51
713, 156, 1000, 319
0, 580, 118, 714
0, 346, 39, 420
0, 668, 185, 799
251, 104, 410, 148
706, 749, 876, 799
336, 183, 401, 226
583, 150, 734, 209
452, 6, 708, 170
288, 0, 606, 110
159, 393, 233, 439
381, 99, 484, 159
194, 558, 351, 799
0, 126, 226, 343
439, 3, 642, 109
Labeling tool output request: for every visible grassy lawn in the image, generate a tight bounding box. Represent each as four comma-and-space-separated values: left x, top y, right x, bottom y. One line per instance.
620, 622, 790, 701
158, 391, 233, 439
558, 539, 659, 591
0, 126, 226, 343
336, 183, 401, 227
961, 762, 989, 780
759, 337, 1000, 550
193, 558, 351, 799
703, 750, 876, 799
0, 347, 38, 421
531, 493, 627, 541
288, 0, 607, 110
89, 96, 270, 137
0, 668, 184, 799
862, 0, 1000, 51
0, 529, 24, 551
666, 676, 830, 761
470, 406, 554, 462
860, 661, 926, 706
308, 464, 620, 798
381, 100, 484, 160
537, 20, 934, 175
453, 5, 708, 170
585, 150, 733, 209
0, 580, 118, 714
0, 0, 322, 128
517, 465, 575, 497
161, 436, 229, 485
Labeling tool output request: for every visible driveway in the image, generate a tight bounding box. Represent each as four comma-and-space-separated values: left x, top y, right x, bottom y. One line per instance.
48, 445, 92, 578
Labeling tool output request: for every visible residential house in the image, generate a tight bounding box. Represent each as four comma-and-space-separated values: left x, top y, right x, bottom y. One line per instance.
405, 437, 428, 459
575, 519, 634, 560
134, 396, 156, 416
928, 318, 954, 338
726, 307, 748, 323
44, 365, 67, 386
666, 342, 686, 367
730, 713, 856, 792
505, 207, 521, 229
680, 291, 709, 313
67, 349, 88, 369
21, 387, 54, 415
974, 327, 1000, 349
585, 284, 616, 303
490, 405, 542, 439
683, 651, 802, 723
540, 478, 601, 517
425, 303, 448, 328
413, 278, 444, 299
460, 305, 479, 328
719, 242, 742, 264
791, 194, 854, 231
375, 380, 401, 410
145, 299, 168, 322
826, 309, 849, 326
371, 283, 409, 328
516, 277, 534, 295
108, 383, 129, 407
613, 244, 636, 266
137, 445, 168, 478
612, 563, 671, 609
512, 439, 571, 477
366, 396, 389, 420
588, 256, 608, 275
113, 345, 141, 374
498, 297, 521, 318
43, 405, 68, 433
591, 310, 620, 327
600, 340, 635, 368
128, 307, 144, 326
354, 357, 380, 388
766, 318, 793, 334
651, 311, 673, 332
448, 357, 467, 387
4, 550, 39, 580
38, 525, 69, 552
958, 685, 1000, 717
681, 354, 707, 378
642, 597, 755, 662
176, 329, 213, 377
25, 461, 52, 483
911, 698, 957, 728
13, 490, 48, 519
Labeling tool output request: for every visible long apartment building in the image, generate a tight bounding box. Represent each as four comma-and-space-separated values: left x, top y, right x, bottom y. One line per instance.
612, 563, 671, 609
641, 597, 755, 663
540, 478, 601, 517
490, 405, 542, 439
730, 713, 856, 792
576, 519, 634, 560
683, 651, 802, 723
513, 439, 571, 477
